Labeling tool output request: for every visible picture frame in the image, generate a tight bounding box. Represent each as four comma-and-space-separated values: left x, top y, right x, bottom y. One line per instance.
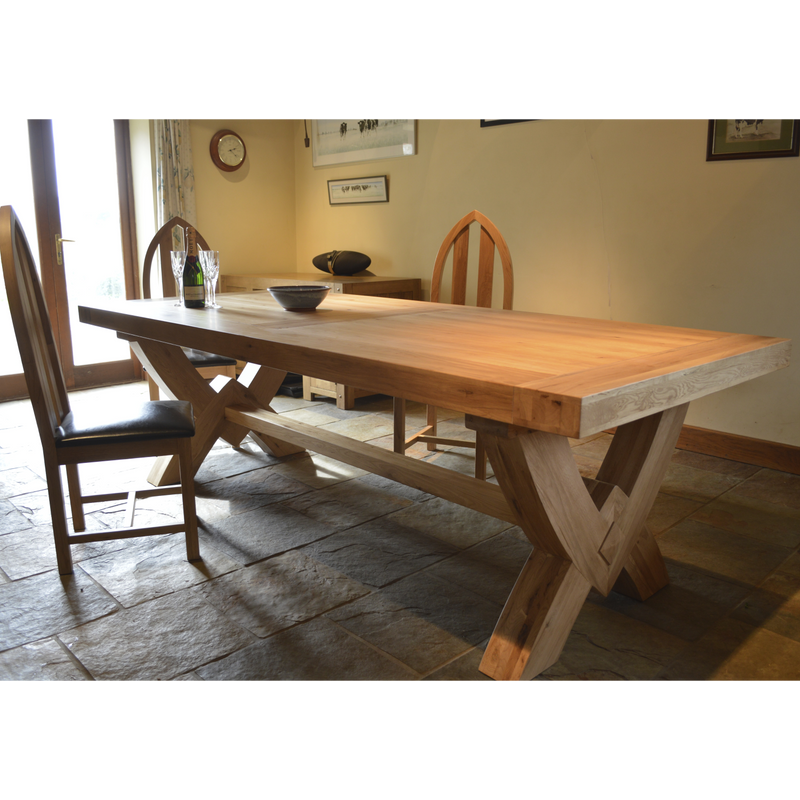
480, 119, 535, 127
706, 120, 800, 161
328, 176, 389, 206
312, 120, 416, 167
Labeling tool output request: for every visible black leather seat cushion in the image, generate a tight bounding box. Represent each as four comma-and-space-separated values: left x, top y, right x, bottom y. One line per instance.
182, 347, 237, 368
56, 401, 195, 448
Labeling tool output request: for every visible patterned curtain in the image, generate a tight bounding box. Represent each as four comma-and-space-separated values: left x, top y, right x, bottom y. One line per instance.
154, 120, 197, 250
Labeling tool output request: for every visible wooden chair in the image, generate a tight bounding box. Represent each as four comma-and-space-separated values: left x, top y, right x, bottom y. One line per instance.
1, 205, 199, 576
142, 216, 237, 400
393, 210, 514, 479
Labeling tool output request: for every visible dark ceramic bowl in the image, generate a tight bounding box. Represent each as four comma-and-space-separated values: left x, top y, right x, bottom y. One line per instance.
268, 284, 331, 311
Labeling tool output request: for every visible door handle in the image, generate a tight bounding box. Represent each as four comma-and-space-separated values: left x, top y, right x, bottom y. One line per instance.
55, 235, 74, 266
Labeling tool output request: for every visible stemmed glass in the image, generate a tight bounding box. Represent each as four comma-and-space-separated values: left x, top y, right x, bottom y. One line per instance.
170, 250, 186, 307
200, 250, 221, 308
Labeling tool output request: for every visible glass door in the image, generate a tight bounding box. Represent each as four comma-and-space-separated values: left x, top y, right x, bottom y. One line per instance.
0, 120, 139, 401
51, 119, 136, 372
0, 119, 40, 398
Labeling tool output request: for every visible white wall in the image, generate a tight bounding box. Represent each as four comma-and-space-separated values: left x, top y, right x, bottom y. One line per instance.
292, 119, 800, 446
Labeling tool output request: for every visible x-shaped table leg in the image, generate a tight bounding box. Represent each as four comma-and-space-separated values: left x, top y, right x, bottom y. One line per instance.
467, 403, 688, 680
130, 339, 304, 487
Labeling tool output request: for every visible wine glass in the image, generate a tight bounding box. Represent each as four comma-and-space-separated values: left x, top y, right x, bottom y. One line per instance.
170, 251, 186, 307
200, 250, 221, 308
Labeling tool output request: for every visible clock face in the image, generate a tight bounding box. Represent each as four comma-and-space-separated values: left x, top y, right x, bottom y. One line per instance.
218, 134, 245, 167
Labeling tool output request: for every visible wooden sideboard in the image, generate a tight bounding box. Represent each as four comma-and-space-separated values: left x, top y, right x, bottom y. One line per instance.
218, 272, 423, 409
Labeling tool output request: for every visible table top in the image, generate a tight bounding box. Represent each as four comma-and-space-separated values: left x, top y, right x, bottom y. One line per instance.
79, 293, 790, 438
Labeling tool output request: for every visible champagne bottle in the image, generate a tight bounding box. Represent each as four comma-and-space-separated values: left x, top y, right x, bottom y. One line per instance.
182, 227, 205, 309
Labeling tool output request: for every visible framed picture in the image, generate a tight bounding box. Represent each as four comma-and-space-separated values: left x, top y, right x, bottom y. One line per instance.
328, 176, 389, 205
480, 119, 536, 127
312, 120, 415, 167
706, 120, 800, 161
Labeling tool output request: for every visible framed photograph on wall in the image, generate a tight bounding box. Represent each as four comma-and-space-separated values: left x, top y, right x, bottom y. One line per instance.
480, 120, 536, 127
328, 176, 389, 205
706, 120, 800, 161
312, 120, 415, 167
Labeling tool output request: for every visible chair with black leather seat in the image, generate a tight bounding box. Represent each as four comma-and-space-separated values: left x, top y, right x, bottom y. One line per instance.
393, 210, 514, 479
141, 216, 237, 400
1, 205, 199, 576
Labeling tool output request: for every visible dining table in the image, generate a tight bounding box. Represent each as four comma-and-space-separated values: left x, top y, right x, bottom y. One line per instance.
78, 291, 790, 680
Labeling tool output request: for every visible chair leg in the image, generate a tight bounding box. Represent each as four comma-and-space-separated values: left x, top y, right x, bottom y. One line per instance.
178, 438, 200, 562
393, 398, 406, 454
65, 463, 86, 532
45, 462, 73, 575
426, 405, 438, 451
475, 434, 488, 480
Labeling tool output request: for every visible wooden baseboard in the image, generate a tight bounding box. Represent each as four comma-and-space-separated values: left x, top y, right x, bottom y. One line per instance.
675, 425, 800, 476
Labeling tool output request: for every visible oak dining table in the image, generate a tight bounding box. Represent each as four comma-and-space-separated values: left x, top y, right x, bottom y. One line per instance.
78, 291, 790, 680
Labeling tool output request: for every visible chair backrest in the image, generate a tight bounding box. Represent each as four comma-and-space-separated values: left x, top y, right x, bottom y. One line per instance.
142, 216, 211, 299
430, 210, 514, 309
0, 206, 70, 450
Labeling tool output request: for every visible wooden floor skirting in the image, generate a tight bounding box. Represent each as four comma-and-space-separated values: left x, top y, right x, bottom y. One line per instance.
675, 424, 800, 476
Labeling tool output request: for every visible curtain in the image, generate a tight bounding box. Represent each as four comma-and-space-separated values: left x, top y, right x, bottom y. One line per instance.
154, 120, 197, 251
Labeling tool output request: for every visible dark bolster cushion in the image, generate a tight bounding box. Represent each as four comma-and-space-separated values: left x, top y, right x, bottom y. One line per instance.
312, 250, 371, 276
56, 401, 195, 448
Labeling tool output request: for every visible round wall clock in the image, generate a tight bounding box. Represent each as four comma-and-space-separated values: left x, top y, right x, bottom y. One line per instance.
210, 129, 246, 172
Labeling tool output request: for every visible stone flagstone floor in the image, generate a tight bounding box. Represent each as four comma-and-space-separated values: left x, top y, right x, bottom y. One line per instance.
2, 380, 800, 681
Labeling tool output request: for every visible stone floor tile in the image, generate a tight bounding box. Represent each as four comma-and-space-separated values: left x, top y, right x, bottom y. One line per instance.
0, 637, 88, 680
301, 517, 458, 588
386, 496, 512, 549
195, 616, 416, 680
658, 617, 800, 680
194, 550, 370, 638
426, 532, 532, 605
421, 448, 492, 478
670, 449, 760, 479
0, 527, 69, 581
279, 406, 343, 427
0, 568, 118, 652
422, 648, 493, 680
659, 463, 742, 503
0, 498, 33, 535
689, 491, 800, 549
78, 534, 241, 608
194, 468, 313, 520
198, 503, 338, 566
327, 589, 479, 674
647, 492, 704, 535
281, 477, 414, 530
269, 452, 368, 489
0, 513, 152, 580
587, 562, 750, 641
730, 557, 800, 643
356, 472, 435, 504
540, 603, 690, 681
194, 442, 284, 483
266, 394, 317, 414
319, 414, 395, 442
0, 467, 47, 499
62, 589, 254, 680
657, 518, 792, 587
729, 468, 800, 511
569, 434, 613, 465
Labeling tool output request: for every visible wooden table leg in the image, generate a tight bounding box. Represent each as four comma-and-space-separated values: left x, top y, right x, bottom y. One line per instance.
594, 404, 688, 601
479, 549, 592, 681
468, 403, 688, 680
130, 340, 303, 487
